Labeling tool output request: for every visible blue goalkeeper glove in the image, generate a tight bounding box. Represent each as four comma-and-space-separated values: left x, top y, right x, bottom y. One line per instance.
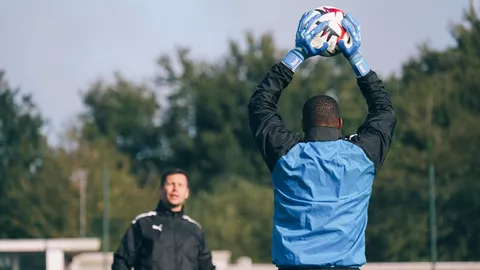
338, 14, 371, 78
282, 11, 329, 72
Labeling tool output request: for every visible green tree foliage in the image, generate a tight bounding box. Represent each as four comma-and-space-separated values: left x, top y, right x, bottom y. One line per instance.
0, 72, 77, 238
365, 12, 480, 261
0, 73, 156, 243
56, 131, 159, 248
186, 178, 274, 262
80, 73, 163, 186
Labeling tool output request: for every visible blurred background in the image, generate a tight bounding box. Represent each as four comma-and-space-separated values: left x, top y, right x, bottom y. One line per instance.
1, 0, 479, 269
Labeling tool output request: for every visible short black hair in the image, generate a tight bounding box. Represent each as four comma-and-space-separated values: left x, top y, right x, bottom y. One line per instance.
302, 95, 340, 128
160, 168, 188, 187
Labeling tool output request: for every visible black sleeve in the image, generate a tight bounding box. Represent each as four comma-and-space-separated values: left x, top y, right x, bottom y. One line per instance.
111, 222, 142, 270
346, 70, 397, 172
248, 62, 301, 172
198, 230, 216, 270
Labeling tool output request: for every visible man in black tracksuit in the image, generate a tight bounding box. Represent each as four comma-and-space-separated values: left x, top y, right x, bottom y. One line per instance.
112, 168, 216, 270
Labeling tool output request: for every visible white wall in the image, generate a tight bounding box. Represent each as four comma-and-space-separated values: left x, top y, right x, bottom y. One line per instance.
68, 251, 480, 270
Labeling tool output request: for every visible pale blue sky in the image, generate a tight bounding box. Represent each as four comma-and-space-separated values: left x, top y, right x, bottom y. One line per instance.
0, 0, 470, 144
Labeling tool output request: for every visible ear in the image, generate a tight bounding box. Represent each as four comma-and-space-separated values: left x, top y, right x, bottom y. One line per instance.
338, 118, 343, 129
185, 188, 190, 199
301, 119, 305, 132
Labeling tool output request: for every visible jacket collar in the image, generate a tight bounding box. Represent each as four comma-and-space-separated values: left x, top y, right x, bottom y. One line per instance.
155, 200, 184, 218
304, 126, 341, 142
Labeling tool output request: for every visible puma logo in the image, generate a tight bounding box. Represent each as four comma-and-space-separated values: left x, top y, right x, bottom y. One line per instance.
152, 224, 163, 232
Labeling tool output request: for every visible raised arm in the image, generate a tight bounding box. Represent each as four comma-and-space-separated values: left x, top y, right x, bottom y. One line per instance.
248, 11, 331, 172
248, 62, 300, 172
338, 14, 397, 172
347, 71, 396, 172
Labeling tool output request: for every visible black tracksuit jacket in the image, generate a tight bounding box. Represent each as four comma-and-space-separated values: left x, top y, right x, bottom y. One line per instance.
112, 202, 216, 270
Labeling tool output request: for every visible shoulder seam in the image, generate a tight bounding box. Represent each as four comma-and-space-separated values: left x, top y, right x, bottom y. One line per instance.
182, 215, 202, 228
341, 136, 376, 171
132, 211, 157, 224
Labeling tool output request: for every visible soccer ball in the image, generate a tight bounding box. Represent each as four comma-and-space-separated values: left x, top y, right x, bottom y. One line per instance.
304, 6, 352, 57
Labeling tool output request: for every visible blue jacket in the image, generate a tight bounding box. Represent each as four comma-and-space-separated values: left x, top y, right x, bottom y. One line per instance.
248, 63, 396, 269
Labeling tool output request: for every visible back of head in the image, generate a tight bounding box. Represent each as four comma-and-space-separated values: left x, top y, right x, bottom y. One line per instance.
302, 95, 340, 130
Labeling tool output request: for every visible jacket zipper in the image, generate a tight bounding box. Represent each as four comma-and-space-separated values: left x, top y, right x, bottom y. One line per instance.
171, 218, 178, 270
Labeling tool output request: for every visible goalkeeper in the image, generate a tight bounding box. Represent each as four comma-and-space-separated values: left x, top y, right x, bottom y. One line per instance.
248, 12, 396, 270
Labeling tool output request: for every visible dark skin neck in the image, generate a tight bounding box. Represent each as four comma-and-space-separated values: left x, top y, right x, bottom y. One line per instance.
302, 117, 343, 132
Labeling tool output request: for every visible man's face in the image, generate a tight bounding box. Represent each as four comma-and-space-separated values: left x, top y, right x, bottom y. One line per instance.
161, 173, 189, 208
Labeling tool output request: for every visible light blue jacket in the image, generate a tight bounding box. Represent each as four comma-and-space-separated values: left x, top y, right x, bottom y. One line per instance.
271, 139, 374, 268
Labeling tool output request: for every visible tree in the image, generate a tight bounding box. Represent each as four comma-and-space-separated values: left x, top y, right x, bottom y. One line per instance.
0, 71, 75, 238
79, 73, 163, 186
364, 11, 480, 261
57, 127, 159, 249
186, 178, 274, 263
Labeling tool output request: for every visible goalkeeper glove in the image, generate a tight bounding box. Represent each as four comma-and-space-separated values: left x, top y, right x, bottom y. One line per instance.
282, 10, 329, 71
338, 13, 371, 78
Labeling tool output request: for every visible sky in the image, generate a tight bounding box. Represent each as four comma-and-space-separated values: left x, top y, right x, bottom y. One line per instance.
0, 0, 471, 145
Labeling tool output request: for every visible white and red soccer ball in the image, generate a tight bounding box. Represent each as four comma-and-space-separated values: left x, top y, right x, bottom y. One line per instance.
304, 6, 353, 57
